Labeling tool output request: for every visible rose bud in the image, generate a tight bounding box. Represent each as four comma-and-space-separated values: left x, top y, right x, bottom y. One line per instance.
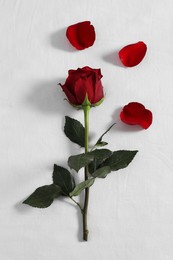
120, 102, 152, 129
66, 21, 96, 50
60, 66, 104, 107
119, 41, 147, 67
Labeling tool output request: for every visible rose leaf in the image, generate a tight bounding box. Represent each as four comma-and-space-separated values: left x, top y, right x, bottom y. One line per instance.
23, 184, 62, 208
69, 178, 95, 197
68, 153, 94, 172
52, 164, 75, 195
102, 150, 138, 171
64, 116, 85, 147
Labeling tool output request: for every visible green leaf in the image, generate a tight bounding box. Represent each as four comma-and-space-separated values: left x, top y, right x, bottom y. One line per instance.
69, 178, 95, 197
68, 153, 94, 172
91, 166, 111, 178
23, 184, 62, 208
102, 150, 138, 171
52, 164, 75, 195
88, 149, 113, 174
64, 116, 85, 147
95, 141, 108, 147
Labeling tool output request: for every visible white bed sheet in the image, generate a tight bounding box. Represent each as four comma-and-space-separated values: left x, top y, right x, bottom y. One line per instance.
0, 0, 173, 259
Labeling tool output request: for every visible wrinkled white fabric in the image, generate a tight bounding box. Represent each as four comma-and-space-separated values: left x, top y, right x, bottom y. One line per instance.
1, 0, 173, 259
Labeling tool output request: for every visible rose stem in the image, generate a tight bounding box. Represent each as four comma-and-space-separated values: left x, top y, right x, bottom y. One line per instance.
83, 104, 90, 241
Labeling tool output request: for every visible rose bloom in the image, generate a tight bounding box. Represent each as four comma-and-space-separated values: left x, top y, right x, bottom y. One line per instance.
120, 102, 153, 129
60, 66, 104, 106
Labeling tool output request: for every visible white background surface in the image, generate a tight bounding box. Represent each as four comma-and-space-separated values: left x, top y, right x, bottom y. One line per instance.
1, 0, 173, 259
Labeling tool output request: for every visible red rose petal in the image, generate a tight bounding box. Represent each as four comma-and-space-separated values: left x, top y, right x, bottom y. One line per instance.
119, 41, 147, 67
77, 22, 95, 48
120, 102, 152, 129
139, 109, 153, 129
66, 24, 83, 50
93, 81, 104, 103
61, 84, 77, 105
74, 77, 95, 104
66, 21, 95, 50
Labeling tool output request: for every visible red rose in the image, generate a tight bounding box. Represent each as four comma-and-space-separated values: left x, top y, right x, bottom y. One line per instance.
66, 21, 96, 50
120, 102, 152, 129
60, 66, 104, 106
119, 41, 147, 67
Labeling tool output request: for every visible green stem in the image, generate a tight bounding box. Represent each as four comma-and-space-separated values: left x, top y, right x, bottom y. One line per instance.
69, 196, 83, 213
83, 104, 90, 241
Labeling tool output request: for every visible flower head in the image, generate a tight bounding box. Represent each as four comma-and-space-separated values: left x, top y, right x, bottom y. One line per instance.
60, 66, 104, 107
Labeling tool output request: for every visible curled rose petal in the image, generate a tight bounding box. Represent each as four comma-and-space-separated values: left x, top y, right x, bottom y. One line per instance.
66, 21, 96, 50
119, 41, 147, 67
120, 102, 152, 129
